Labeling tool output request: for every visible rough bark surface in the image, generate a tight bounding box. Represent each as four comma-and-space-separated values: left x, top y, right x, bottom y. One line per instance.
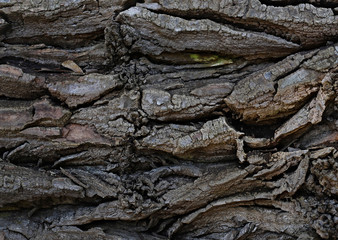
0, 0, 337, 239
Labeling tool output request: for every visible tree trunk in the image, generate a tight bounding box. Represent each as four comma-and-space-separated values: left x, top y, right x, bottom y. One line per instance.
0, 0, 337, 239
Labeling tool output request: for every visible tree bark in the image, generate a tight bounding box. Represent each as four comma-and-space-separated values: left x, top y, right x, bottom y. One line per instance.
0, 0, 337, 239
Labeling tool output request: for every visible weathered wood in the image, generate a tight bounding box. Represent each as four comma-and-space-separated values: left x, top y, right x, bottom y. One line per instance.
0, 0, 337, 239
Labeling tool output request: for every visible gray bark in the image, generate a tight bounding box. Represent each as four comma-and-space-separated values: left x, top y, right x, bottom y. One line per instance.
0, 0, 337, 239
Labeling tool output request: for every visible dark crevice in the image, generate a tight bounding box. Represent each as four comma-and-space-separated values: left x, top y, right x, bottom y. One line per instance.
144, 51, 241, 66
0, 141, 26, 160
31, 105, 36, 117
0, 40, 109, 71
1, 196, 93, 212
0, 95, 44, 101
117, 0, 140, 16
45, 94, 71, 111
239, 160, 251, 169
225, 112, 282, 139
0, 54, 112, 79
139, 56, 260, 74
0, 11, 10, 23
144, 111, 224, 128
0, 56, 61, 74
3, 30, 106, 50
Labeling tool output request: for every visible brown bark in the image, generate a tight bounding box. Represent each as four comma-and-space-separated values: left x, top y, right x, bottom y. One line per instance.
0, 0, 337, 239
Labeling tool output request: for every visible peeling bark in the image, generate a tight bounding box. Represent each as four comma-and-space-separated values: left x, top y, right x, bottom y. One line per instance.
0, 0, 337, 239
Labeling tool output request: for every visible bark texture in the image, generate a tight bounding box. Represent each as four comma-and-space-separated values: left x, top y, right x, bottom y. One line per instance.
0, 0, 337, 239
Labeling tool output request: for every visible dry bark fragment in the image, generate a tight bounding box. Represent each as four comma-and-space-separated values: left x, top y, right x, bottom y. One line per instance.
274, 72, 336, 142
0, 98, 70, 132
0, 161, 84, 207
47, 73, 123, 108
137, 117, 244, 161
0, 64, 45, 99
143, 0, 338, 47
0, 0, 135, 48
117, 6, 300, 62
224, 46, 336, 124
0, 43, 109, 70
141, 86, 233, 121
